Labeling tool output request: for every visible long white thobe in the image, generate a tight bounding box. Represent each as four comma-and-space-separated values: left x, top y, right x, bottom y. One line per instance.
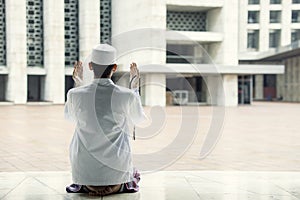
65, 78, 146, 185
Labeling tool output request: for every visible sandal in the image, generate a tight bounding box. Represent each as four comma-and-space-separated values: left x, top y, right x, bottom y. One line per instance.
66, 184, 90, 193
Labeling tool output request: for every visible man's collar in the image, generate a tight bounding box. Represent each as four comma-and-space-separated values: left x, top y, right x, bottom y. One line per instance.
92, 78, 114, 85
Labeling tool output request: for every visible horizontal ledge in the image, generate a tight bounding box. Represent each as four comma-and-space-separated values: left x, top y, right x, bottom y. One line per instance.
166, 0, 223, 11
134, 64, 284, 75
0, 66, 8, 74
166, 31, 223, 44
27, 67, 46, 75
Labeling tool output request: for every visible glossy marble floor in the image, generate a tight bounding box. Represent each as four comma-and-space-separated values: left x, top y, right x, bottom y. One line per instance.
0, 171, 300, 200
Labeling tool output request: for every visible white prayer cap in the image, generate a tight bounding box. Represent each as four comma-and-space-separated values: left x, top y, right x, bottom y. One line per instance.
91, 44, 117, 65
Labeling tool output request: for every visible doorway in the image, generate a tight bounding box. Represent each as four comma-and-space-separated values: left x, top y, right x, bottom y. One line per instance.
238, 76, 252, 104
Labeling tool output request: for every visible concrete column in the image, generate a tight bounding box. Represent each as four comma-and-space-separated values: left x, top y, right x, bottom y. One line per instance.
292, 57, 297, 101
296, 57, 300, 102
79, 0, 100, 60
276, 73, 285, 100
255, 75, 264, 100
260, 0, 270, 51
5, 0, 27, 104
286, 58, 292, 101
205, 76, 224, 106
223, 75, 238, 106
112, 0, 166, 106
238, 0, 248, 52
141, 74, 166, 107
207, 0, 239, 106
205, 75, 237, 106
43, 0, 65, 103
281, 0, 292, 46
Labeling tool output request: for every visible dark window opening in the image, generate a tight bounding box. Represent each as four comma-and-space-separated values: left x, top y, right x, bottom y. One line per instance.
65, 76, 74, 101
0, 75, 7, 101
247, 30, 259, 49
248, 11, 259, 23
249, 0, 260, 4
27, 75, 45, 102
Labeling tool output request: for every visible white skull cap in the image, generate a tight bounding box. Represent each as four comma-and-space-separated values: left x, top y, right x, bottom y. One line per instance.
91, 44, 117, 65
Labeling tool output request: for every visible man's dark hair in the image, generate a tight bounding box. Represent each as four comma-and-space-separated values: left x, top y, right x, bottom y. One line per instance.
91, 63, 115, 78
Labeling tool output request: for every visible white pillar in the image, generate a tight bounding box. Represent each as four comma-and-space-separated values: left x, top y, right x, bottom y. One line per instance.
43, 0, 65, 103
141, 74, 166, 107
79, 0, 100, 60
223, 75, 238, 106
238, 0, 248, 52
207, 0, 239, 106
255, 75, 264, 100
112, 0, 166, 106
5, 0, 27, 104
260, 0, 270, 51
281, 0, 292, 46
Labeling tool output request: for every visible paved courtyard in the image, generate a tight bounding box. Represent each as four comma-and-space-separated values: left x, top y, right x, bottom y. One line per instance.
0, 102, 300, 199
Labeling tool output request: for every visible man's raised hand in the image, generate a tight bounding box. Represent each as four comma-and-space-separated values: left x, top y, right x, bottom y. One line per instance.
72, 61, 83, 87
129, 62, 140, 89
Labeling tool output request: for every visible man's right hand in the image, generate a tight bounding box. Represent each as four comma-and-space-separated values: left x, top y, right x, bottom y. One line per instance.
129, 62, 139, 89
72, 61, 83, 87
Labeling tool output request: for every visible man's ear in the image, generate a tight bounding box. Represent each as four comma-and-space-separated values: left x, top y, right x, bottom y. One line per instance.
89, 62, 93, 71
112, 64, 117, 72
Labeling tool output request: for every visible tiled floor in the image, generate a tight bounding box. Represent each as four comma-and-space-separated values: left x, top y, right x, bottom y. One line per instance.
1, 102, 300, 172
1, 102, 300, 199
0, 171, 300, 200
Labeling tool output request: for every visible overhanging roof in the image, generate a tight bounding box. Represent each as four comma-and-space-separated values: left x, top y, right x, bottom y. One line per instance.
239, 42, 300, 61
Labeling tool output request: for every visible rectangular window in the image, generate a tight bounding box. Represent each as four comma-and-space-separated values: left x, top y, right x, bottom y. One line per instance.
269, 30, 281, 48
248, 11, 259, 23
270, 0, 281, 4
293, 0, 300, 3
248, 0, 260, 4
167, 44, 196, 64
247, 30, 259, 50
291, 29, 300, 42
292, 10, 300, 23
264, 75, 276, 87
270, 11, 281, 23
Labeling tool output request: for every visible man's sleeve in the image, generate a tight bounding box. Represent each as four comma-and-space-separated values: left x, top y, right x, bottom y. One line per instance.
64, 90, 76, 122
128, 90, 147, 125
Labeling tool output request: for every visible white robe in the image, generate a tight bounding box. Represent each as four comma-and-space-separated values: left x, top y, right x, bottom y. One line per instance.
65, 78, 146, 185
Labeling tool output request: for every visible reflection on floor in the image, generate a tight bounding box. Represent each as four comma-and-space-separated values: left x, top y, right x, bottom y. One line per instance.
0, 171, 299, 200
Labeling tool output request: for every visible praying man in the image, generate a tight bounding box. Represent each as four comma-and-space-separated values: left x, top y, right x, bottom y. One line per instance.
64, 44, 146, 196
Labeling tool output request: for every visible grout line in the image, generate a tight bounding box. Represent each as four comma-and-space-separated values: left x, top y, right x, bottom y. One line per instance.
0, 177, 27, 200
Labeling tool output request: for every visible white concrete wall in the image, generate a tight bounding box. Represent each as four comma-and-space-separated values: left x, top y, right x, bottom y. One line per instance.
5, 0, 27, 104
43, 0, 65, 103
112, 0, 167, 106
141, 74, 166, 107
240, 0, 295, 53
207, 0, 239, 106
222, 75, 238, 106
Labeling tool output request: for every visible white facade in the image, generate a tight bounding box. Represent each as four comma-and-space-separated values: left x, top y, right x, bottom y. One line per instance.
239, 0, 299, 102
0, 0, 284, 106
239, 0, 300, 54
